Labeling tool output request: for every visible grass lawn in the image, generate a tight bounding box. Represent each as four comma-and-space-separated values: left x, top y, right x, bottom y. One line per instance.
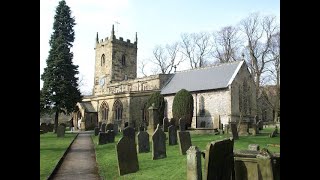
92, 127, 280, 180
40, 132, 77, 180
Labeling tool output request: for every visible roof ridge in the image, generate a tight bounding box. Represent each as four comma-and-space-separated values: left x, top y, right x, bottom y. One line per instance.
175, 60, 243, 74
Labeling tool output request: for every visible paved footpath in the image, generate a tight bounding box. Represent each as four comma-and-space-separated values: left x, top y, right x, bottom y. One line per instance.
50, 132, 101, 180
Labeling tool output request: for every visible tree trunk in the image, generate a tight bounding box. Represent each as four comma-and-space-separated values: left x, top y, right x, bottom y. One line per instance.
54, 110, 59, 133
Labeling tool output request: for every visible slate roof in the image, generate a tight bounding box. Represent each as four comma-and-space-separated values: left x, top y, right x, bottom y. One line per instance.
79, 102, 97, 113
161, 61, 244, 95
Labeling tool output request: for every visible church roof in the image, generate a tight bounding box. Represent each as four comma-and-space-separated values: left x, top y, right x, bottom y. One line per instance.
161, 60, 244, 95
79, 102, 96, 113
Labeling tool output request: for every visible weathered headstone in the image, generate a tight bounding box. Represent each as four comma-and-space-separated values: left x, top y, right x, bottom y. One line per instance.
94, 127, 100, 136
204, 138, 235, 180
163, 117, 169, 132
98, 132, 108, 145
106, 130, 115, 143
101, 123, 107, 132
168, 125, 177, 145
123, 126, 136, 143
187, 146, 202, 180
137, 131, 150, 153
200, 121, 206, 128
179, 118, 186, 131
40, 123, 48, 133
178, 131, 192, 155
116, 136, 139, 176
152, 124, 167, 160
213, 115, 221, 129
230, 123, 239, 140
147, 103, 159, 135
238, 122, 249, 135
57, 125, 66, 137
248, 144, 260, 151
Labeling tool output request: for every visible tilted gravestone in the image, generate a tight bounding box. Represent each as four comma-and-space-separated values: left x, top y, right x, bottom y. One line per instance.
163, 117, 169, 132
152, 124, 167, 160
230, 123, 239, 140
101, 123, 107, 132
123, 126, 136, 144
178, 131, 192, 155
98, 132, 108, 145
168, 125, 177, 145
116, 136, 139, 176
248, 144, 260, 151
137, 131, 150, 153
94, 127, 100, 136
204, 138, 235, 180
179, 118, 186, 131
187, 146, 202, 180
40, 123, 48, 133
57, 125, 66, 137
106, 130, 115, 143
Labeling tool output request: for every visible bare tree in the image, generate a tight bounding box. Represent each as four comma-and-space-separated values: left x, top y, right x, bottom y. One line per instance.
240, 13, 279, 104
138, 59, 148, 77
180, 32, 212, 69
152, 42, 184, 74
212, 26, 243, 63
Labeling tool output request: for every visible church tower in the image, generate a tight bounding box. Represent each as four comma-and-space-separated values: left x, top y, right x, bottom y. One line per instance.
93, 25, 138, 94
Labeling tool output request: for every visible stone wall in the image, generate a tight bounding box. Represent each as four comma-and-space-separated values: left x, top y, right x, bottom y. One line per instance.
164, 89, 231, 129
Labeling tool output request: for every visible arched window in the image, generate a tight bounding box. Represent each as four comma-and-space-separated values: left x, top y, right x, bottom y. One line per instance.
100, 101, 109, 121
121, 55, 126, 66
101, 54, 105, 66
113, 100, 123, 122
199, 95, 205, 116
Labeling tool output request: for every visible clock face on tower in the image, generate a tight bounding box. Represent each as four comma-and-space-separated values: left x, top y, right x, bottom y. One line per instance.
99, 77, 105, 86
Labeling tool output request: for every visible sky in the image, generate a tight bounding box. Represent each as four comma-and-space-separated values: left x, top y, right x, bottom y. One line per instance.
40, 0, 280, 95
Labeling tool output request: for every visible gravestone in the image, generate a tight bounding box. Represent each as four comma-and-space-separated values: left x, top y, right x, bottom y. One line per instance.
224, 124, 229, 134
139, 125, 145, 131
251, 124, 257, 136
204, 138, 235, 180
94, 127, 100, 136
98, 132, 108, 145
152, 124, 167, 160
257, 120, 263, 130
200, 121, 206, 128
57, 125, 66, 137
98, 121, 102, 128
163, 117, 169, 132
248, 144, 260, 151
230, 123, 239, 140
168, 125, 177, 145
137, 131, 150, 153
116, 136, 139, 176
213, 115, 221, 129
101, 123, 107, 132
40, 123, 48, 133
123, 126, 136, 143
187, 146, 202, 180
269, 130, 276, 138
106, 130, 115, 143
178, 131, 192, 155
147, 103, 159, 135
179, 118, 186, 131
113, 125, 119, 135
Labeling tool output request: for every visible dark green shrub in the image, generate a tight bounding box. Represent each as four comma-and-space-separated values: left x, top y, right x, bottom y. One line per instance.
172, 89, 194, 128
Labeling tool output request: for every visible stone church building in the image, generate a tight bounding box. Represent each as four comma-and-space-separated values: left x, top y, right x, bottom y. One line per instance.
73, 25, 257, 131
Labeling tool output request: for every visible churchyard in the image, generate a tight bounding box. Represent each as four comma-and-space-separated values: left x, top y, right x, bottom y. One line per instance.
91, 126, 280, 179
40, 132, 77, 180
